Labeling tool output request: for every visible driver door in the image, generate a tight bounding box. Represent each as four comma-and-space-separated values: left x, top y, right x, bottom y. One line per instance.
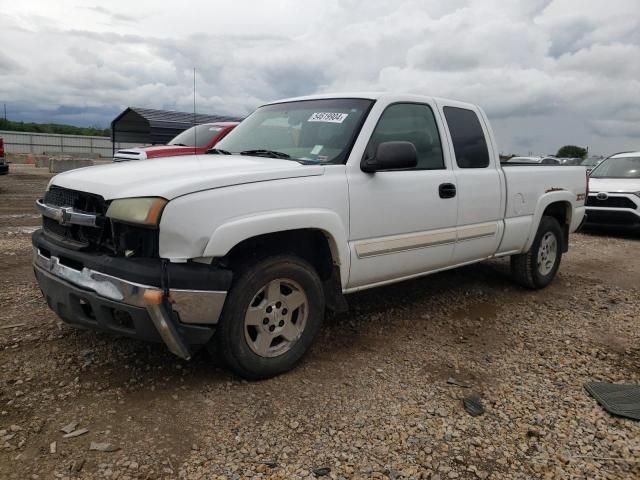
346, 102, 458, 289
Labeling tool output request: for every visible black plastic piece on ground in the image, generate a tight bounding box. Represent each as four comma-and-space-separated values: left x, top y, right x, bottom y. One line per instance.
463, 394, 485, 417
584, 382, 640, 421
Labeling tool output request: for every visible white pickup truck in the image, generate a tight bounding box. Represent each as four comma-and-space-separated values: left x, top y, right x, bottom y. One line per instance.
33, 93, 587, 379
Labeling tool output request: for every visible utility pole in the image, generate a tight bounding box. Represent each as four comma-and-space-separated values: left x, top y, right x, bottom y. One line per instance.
3, 103, 6, 121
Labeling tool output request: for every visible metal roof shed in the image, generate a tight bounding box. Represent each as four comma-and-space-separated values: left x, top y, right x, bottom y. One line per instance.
111, 107, 243, 151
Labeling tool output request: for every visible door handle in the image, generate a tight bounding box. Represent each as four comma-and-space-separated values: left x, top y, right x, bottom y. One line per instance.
439, 183, 456, 199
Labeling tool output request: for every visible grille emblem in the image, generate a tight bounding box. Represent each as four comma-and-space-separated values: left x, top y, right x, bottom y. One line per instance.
596, 192, 608, 201
54, 207, 74, 226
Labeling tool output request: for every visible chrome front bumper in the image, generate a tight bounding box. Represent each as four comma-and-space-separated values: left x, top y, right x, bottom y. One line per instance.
33, 248, 227, 359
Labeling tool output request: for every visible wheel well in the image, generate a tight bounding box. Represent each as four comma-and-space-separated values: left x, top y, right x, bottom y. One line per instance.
542, 201, 571, 252
222, 229, 336, 282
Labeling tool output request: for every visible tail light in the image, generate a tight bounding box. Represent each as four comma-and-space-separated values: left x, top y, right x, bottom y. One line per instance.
585, 169, 589, 198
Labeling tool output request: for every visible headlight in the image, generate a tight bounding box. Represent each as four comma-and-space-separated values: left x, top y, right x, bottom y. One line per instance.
106, 197, 167, 227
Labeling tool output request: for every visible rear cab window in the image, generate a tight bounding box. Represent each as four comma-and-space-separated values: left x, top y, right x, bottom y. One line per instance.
443, 107, 490, 169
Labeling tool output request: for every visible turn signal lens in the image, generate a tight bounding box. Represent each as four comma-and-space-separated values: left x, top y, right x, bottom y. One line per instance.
143, 289, 165, 305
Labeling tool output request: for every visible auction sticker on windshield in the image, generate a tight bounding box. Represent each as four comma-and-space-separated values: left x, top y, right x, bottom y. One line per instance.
308, 112, 349, 123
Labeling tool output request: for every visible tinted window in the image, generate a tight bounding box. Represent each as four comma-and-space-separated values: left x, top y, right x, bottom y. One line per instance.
366, 103, 444, 169
443, 107, 490, 168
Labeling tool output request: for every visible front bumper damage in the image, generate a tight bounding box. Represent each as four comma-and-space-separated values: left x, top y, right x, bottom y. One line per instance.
32, 229, 232, 359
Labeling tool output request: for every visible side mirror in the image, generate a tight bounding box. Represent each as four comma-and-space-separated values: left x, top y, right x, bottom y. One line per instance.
361, 141, 418, 173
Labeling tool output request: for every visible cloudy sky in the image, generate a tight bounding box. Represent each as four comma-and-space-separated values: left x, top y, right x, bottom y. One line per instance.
1, 0, 639, 155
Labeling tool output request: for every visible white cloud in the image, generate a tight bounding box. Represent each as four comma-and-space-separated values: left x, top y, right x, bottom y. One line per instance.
0, 0, 638, 155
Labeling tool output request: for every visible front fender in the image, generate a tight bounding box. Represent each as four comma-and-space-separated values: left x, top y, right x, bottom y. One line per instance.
203, 209, 350, 287
523, 191, 576, 252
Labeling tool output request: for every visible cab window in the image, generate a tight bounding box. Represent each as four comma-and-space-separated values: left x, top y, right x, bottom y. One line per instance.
366, 103, 445, 170
443, 107, 490, 168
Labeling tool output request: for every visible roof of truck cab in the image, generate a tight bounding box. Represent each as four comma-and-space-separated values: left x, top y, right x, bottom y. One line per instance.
264, 92, 477, 108
611, 151, 640, 158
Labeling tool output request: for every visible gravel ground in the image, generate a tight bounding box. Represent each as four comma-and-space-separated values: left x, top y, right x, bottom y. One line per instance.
1, 165, 639, 479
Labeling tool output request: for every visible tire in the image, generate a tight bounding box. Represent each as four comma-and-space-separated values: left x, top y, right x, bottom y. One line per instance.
511, 216, 563, 289
212, 255, 325, 380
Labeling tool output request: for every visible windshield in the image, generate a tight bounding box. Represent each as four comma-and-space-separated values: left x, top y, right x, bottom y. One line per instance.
168, 124, 224, 148
590, 156, 640, 178
215, 98, 374, 163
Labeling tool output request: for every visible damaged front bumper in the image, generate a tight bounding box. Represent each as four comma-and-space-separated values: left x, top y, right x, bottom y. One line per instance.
32, 229, 231, 359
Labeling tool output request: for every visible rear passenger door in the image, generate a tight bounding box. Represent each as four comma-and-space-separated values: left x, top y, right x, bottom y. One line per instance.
439, 104, 504, 263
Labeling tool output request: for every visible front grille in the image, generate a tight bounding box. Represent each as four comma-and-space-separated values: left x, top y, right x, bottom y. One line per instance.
44, 186, 107, 212
41, 186, 159, 257
586, 195, 637, 209
42, 186, 111, 251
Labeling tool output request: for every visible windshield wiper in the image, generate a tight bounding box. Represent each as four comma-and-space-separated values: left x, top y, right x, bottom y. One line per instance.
207, 148, 232, 155
240, 149, 291, 159
171, 143, 189, 147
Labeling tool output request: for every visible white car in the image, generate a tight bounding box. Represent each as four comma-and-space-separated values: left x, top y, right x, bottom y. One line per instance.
33, 93, 587, 379
586, 151, 640, 227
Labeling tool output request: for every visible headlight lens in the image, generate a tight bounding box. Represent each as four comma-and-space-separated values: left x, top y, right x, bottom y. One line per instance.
106, 197, 167, 226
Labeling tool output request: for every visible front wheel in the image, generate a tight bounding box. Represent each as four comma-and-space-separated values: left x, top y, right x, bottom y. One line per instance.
212, 255, 325, 380
511, 216, 563, 289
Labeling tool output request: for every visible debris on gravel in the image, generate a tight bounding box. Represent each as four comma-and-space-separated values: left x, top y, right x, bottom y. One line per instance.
62, 428, 89, 439
89, 441, 119, 452
447, 377, 472, 388
463, 394, 485, 417
60, 420, 79, 434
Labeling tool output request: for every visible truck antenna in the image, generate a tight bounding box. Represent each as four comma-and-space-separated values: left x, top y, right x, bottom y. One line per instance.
193, 67, 197, 155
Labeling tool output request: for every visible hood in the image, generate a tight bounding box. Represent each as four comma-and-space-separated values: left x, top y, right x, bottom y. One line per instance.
589, 177, 640, 193
50, 155, 324, 200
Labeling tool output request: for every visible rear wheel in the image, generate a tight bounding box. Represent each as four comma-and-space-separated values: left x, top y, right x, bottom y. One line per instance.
213, 255, 325, 379
511, 216, 563, 289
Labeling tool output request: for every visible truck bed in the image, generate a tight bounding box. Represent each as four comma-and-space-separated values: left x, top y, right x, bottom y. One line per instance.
502, 165, 586, 219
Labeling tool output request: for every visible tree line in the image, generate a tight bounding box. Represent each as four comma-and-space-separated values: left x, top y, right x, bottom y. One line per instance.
0, 118, 111, 137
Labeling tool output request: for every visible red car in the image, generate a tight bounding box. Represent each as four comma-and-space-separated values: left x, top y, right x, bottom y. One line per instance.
113, 122, 238, 162
0, 137, 8, 175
